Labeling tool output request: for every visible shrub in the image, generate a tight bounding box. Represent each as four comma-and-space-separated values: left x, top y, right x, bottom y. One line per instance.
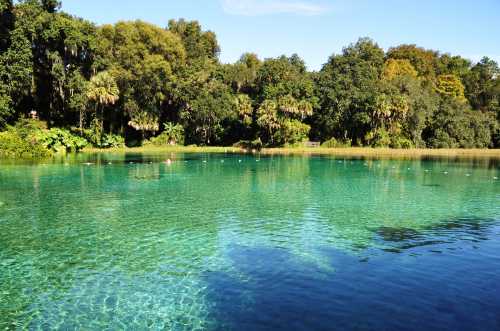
100, 134, 125, 148
0, 124, 50, 158
13, 118, 47, 137
390, 137, 414, 149
36, 128, 88, 153
234, 138, 263, 151
81, 119, 103, 147
365, 129, 391, 147
275, 119, 310, 146
0, 119, 91, 158
81, 124, 124, 148
148, 122, 185, 146
321, 137, 352, 148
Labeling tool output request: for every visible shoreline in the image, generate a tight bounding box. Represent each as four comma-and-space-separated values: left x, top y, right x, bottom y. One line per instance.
82, 146, 500, 159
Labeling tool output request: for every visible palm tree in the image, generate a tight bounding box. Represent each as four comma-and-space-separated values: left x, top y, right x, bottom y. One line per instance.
257, 100, 280, 145
87, 71, 119, 142
128, 110, 160, 141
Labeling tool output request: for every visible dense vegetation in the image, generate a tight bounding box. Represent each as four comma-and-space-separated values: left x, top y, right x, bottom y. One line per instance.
0, 0, 499, 157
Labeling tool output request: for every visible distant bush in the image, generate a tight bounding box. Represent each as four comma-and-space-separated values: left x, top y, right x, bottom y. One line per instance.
0, 119, 50, 158
100, 134, 125, 148
390, 137, 414, 149
147, 122, 185, 146
364, 128, 415, 149
365, 129, 391, 148
0, 130, 49, 158
234, 138, 263, 151
275, 120, 310, 146
81, 123, 124, 149
321, 137, 352, 148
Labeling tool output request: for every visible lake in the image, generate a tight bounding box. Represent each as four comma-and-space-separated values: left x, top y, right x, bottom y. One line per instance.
0, 153, 499, 330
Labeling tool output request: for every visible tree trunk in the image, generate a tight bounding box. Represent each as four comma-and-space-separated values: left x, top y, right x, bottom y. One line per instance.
79, 109, 84, 135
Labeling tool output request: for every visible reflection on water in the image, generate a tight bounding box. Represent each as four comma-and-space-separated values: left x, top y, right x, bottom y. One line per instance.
0, 153, 499, 330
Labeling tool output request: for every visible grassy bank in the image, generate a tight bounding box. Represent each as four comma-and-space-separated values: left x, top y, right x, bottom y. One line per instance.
83, 145, 239, 154
82, 146, 500, 159
261, 147, 500, 158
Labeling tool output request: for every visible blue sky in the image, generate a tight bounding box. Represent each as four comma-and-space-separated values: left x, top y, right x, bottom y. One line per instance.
62, 0, 500, 71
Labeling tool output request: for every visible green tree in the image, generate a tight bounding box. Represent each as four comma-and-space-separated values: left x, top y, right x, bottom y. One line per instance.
222, 53, 261, 94
278, 119, 311, 146
180, 80, 234, 145
95, 21, 185, 140
256, 100, 280, 144
252, 54, 316, 145
464, 57, 500, 113
87, 71, 119, 142
167, 19, 220, 62
426, 98, 496, 148
1, 1, 97, 126
313, 38, 385, 144
0, 86, 12, 127
0, 0, 14, 52
41, 0, 60, 13
67, 71, 89, 133
436, 54, 471, 79
234, 93, 253, 127
393, 76, 439, 147
127, 107, 160, 140
0, 2, 498, 150
0, 0, 36, 118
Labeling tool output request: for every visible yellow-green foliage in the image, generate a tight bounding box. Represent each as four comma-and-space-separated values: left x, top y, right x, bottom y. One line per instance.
386, 44, 439, 81
321, 138, 352, 148
435, 74, 467, 102
382, 59, 418, 80
279, 119, 311, 146
0, 126, 49, 159
234, 94, 253, 126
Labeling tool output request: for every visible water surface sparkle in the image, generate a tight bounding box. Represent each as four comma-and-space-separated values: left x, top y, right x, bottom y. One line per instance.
0, 153, 499, 330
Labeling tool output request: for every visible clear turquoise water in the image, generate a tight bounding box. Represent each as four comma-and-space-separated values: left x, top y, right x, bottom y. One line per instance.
0, 153, 499, 330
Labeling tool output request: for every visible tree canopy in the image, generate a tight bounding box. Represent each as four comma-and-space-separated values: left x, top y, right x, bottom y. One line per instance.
0, 1, 498, 150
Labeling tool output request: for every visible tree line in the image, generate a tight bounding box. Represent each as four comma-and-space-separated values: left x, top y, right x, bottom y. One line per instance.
1, 0, 499, 152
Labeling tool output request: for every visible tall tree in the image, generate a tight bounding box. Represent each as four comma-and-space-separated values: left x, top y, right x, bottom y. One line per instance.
167, 19, 219, 63
180, 80, 234, 145
0, 0, 14, 52
95, 20, 186, 138
67, 71, 89, 133
464, 57, 500, 112
222, 53, 261, 94
87, 71, 119, 142
252, 54, 316, 145
314, 38, 385, 144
